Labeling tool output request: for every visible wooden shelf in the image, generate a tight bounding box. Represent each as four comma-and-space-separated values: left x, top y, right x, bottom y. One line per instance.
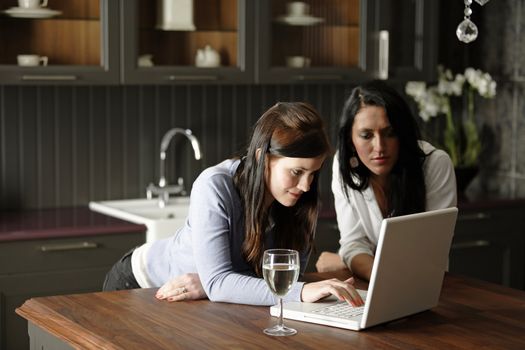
139, 0, 237, 31
269, 0, 360, 68
0, 19, 100, 65
271, 25, 359, 67
0, 0, 101, 66
270, 0, 359, 26
0, 0, 99, 18
138, 30, 237, 66
137, 0, 239, 67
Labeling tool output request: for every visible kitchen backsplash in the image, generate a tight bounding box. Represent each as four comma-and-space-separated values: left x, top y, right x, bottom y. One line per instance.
0, 84, 353, 209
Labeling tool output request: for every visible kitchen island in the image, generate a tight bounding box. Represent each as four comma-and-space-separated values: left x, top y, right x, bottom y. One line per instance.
16, 270, 525, 349
0, 207, 146, 350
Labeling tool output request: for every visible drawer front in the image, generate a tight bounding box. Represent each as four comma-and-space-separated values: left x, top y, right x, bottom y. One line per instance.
451, 206, 525, 290
0, 232, 145, 275
455, 207, 523, 237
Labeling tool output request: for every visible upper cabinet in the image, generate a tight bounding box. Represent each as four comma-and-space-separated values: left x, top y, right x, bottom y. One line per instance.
0, 0, 437, 85
256, 0, 375, 84
255, 0, 438, 84
0, 0, 119, 84
120, 0, 253, 84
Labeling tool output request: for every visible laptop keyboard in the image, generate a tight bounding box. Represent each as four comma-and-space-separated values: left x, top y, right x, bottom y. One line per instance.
311, 302, 365, 319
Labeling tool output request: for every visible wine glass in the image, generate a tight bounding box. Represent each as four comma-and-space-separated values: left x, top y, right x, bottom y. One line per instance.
262, 249, 300, 336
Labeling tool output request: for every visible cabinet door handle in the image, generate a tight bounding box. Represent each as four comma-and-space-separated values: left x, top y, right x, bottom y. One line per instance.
22, 75, 78, 81
293, 75, 344, 81
458, 212, 491, 221
378, 30, 389, 80
165, 75, 219, 81
39, 241, 99, 252
451, 240, 491, 250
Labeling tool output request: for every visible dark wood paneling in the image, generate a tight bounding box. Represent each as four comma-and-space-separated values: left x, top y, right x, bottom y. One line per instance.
19, 87, 38, 209
1, 78, 520, 209
74, 86, 92, 206
0, 84, 359, 210
56, 87, 74, 206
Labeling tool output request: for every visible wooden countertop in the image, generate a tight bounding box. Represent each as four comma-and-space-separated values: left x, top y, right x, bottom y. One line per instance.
16, 271, 525, 349
0, 207, 146, 242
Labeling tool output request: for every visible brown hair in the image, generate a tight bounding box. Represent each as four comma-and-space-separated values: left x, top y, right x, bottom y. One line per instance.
234, 102, 332, 276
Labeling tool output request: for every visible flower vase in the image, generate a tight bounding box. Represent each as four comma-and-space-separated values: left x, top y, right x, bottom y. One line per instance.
454, 166, 479, 197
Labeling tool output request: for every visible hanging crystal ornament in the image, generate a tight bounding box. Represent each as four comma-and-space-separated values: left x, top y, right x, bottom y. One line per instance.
474, 0, 490, 5
456, 0, 478, 43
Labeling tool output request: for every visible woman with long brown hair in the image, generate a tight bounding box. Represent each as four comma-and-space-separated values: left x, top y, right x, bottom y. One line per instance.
104, 102, 364, 307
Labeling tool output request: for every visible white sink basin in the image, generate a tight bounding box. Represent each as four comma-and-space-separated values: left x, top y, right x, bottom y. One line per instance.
89, 197, 190, 243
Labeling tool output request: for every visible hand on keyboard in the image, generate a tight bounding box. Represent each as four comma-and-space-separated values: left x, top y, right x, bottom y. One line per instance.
301, 277, 365, 307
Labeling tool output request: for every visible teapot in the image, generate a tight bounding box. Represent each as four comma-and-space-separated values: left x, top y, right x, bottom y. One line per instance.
195, 45, 221, 67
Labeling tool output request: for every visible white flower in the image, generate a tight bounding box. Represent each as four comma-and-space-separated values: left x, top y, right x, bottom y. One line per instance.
405, 65, 497, 167
464, 68, 497, 98
437, 74, 465, 96
406, 66, 497, 123
405, 83, 449, 121
405, 81, 427, 100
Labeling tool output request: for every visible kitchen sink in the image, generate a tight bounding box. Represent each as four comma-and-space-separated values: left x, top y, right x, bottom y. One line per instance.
89, 197, 190, 243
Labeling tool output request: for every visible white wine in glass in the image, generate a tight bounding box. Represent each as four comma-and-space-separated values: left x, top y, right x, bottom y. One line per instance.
262, 249, 300, 336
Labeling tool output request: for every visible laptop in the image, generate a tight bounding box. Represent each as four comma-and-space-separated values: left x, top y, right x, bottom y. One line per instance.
270, 207, 458, 331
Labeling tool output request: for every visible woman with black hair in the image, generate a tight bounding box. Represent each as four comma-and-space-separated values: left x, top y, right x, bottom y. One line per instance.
104, 102, 364, 307
316, 81, 457, 281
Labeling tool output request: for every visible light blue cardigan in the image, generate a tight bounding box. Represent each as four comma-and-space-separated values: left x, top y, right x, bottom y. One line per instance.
133, 159, 309, 305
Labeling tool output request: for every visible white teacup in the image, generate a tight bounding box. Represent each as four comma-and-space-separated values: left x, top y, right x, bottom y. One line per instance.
287, 1, 309, 17
286, 56, 311, 68
17, 54, 48, 67
138, 54, 154, 67
18, 0, 48, 8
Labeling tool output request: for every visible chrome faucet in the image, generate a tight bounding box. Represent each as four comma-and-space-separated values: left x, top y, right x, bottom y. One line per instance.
147, 128, 201, 207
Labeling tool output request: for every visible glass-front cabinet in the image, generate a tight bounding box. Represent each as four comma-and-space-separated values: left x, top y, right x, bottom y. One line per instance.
256, 0, 376, 83
0, 0, 437, 85
256, 0, 438, 84
121, 0, 253, 84
0, 0, 119, 84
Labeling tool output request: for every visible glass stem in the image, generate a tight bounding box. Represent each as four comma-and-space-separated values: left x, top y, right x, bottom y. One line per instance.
279, 297, 284, 329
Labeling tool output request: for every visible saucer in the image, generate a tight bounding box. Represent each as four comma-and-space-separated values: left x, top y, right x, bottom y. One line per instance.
3, 7, 62, 18
275, 15, 324, 26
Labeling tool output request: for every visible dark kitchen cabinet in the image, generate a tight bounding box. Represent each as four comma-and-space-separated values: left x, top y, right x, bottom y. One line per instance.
449, 202, 525, 290
0, 0, 119, 84
311, 200, 525, 290
120, 0, 254, 84
255, 0, 375, 84
120, 0, 439, 84
0, 232, 145, 350
0, 0, 438, 85
255, 0, 438, 84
